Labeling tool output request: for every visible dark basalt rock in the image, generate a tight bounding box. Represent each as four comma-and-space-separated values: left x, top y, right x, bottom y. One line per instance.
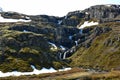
83, 5, 120, 23
8, 24, 80, 48
61, 11, 85, 26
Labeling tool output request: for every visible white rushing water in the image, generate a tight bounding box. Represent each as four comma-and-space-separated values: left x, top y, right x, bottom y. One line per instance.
48, 42, 57, 50
58, 20, 62, 25
63, 52, 67, 59
0, 7, 3, 12
60, 45, 66, 51
0, 65, 71, 77
79, 29, 83, 34
59, 52, 62, 60
75, 41, 78, 46
0, 14, 31, 22
69, 35, 72, 40
105, 4, 112, 7
0, 65, 56, 77
78, 21, 99, 29
23, 30, 28, 32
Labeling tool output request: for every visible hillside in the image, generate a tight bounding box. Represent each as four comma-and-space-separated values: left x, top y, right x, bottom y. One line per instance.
0, 4, 120, 78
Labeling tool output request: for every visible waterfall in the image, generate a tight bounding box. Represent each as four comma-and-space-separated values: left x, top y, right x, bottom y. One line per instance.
79, 29, 83, 34
60, 45, 66, 51
58, 20, 62, 25
59, 53, 62, 60
23, 30, 27, 32
69, 36, 72, 40
75, 41, 78, 46
63, 52, 67, 59
64, 16, 67, 19
48, 42, 57, 50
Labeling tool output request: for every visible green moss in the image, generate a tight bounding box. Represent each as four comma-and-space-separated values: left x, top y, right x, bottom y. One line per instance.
70, 31, 120, 70
0, 57, 32, 72
53, 61, 63, 69
19, 47, 39, 55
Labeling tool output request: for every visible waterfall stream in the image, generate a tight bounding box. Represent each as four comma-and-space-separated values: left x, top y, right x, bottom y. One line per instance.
63, 52, 67, 59
58, 20, 62, 25
79, 29, 83, 34
59, 53, 62, 60
23, 30, 27, 32
75, 41, 78, 46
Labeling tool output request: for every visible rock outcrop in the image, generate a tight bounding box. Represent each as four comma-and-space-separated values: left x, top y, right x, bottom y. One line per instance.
83, 5, 120, 23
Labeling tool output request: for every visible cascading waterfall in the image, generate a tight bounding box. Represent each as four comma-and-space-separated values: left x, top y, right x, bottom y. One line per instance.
60, 45, 66, 51
79, 29, 83, 34
48, 42, 57, 50
75, 41, 78, 46
58, 20, 62, 25
59, 53, 62, 60
69, 35, 72, 40
64, 16, 67, 19
63, 52, 67, 59
23, 30, 27, 32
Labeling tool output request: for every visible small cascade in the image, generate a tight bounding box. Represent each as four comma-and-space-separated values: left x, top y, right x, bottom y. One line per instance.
59, 53, 62, 60
58, 20, 62, 25
79, 29, 83, 34
69, 36, 72, 40
75, 41, 78, 46
63, 52, 67, 59
23, 30, 27, 32
64, 16, 67, 19
60, 45, 66, 51
48, 42, 57, 50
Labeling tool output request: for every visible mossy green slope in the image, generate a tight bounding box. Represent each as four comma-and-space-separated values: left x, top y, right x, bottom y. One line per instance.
0, 25, 66, 72
70, 22, 120, 70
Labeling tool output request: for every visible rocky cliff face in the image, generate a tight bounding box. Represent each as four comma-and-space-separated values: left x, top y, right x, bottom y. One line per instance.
83, 5, 120, 23
0, 4, 120, 72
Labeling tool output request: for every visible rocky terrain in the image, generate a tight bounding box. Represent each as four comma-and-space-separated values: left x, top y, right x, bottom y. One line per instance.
0, 4, 120, 78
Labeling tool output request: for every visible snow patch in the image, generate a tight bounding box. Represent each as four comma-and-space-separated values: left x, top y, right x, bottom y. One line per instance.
0, 14, 31, 22
58, 67, 72, 71
78, 21, 98, 29
105, 4, 112, 7
0, 65, 57, 77
0, 65, 71, 77
25, 16, 30, 20
85, 12, 89, 14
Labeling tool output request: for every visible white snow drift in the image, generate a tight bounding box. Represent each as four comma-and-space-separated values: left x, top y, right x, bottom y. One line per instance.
0, 14, 31, 22
78, 21, 99, 29
0, 65, 71, 77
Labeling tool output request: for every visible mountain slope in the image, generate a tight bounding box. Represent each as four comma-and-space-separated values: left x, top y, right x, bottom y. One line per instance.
0, 4, 120, 73
69, 22, 120, 71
